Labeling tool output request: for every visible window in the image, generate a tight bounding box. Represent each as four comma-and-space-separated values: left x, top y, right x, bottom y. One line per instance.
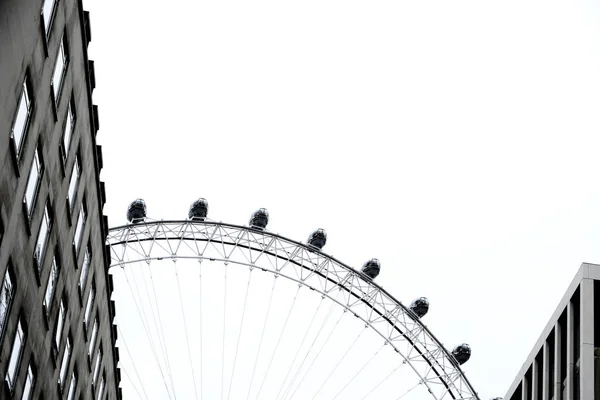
73, 203, 85, 254
83, 285, 94, 328
52, 36, 67, 102
42, 0, 57, 36
11, 79, 32, 158
62, 102, 75, 158
21, 363, 35, 400
92, 348, 102, 386
88, 317, 98, 357
34, 203, 51, 271
24, 147, 43, 217
0, 268, 15, 340
58, 336, 71, 388
67, 156, 79, 208
66, 371, 76, 400
80, 245, 90, 290
96, 374, 104, 400
54, 299, 65, 350
5, 320, 25, 391
43, 256, 59, 313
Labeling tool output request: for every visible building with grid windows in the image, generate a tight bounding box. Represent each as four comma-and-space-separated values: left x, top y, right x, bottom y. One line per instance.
504, 263, 600, 400
0, 0, 120, 398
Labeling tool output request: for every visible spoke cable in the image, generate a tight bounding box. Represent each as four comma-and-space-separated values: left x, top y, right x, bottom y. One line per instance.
123, 270, 173, 399
246, 276, 278, 400
174, 260, 200, 400
281, 293, 345, 400
226, 268, 254, 400
331, 342, 386, 400
116, 324, 150, 400
394, 381, 423, 400
274, 296, 326, 400
360, 362, 405, 400
254, 285, 302, 399
119, 363, 147, 400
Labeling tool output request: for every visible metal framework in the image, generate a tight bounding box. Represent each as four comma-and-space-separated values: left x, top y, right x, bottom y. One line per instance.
107, 220, 480, 400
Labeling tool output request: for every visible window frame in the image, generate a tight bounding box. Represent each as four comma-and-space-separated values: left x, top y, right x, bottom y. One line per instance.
0, 266, 15, 345
51, 34, 68, 105
10, 78, 33, 162
83, 282, 95, 330
58, 335, 71, 390
20, 361, 35, 400
43, 255, 60, 317
96, 373, 105, 400
53, 298, 66, 352
91, 346, 102, 386
34, 202, 52, 274
79, 244, 91, 294
88, 316, 98, 359
41, 0, 58, 39
66, 154, 80, 212
23, 146, 44, 219
73, 201, 86, 256
5, 319, 25, 392
66, 370, 77, 400
61, 98, 76, 161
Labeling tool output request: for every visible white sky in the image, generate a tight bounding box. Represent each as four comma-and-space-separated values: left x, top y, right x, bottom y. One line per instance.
84, 0, 600, 398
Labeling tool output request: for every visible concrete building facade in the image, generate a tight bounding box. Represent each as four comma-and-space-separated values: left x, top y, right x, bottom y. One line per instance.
504, 263, 600, 400
0, 0, 120, 398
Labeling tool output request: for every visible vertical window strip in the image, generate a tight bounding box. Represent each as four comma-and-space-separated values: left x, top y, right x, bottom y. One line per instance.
80, 246, 90, 290
84, 286, 94, 327
58, 337, 71, 388
12, 80, 31, 158
34, 204, 51, 270
96, 374, 105, 400
52, 37, 67, 101
92, 348, 102, 385
88, 318, 98, 357
5, 320, 24, 391
67, 156, 79, 207
66, 371, 77, 400
0, 269, 14, 339
43, 257, 59, 312
42, 0, 57, 35
63, 103, 74, 157
24, 148, 42, 216
21, 363, 35, 400
54, 299, 65, 349
73, 205, 85, 254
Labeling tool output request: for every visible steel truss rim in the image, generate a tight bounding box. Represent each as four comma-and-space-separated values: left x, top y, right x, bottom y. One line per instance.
107, 219, 479, 400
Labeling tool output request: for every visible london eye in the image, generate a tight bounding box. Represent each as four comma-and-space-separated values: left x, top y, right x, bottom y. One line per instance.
107, 198, 479, 400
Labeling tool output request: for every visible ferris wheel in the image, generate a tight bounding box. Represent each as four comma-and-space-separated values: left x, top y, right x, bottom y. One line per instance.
106, 199, 480, 400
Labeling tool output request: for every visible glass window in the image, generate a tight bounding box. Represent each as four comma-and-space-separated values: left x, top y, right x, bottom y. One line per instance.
52, 36, 67, 102
66, 371, 76, 400
24, 148, 43, 217
67, 156, 79, 208
21, 363, 34, 400
54, 299, 65, 349
5, 320, 24, 391
12, 80, 32, 158
73, 204, 85, 254
43, 257, 59, 313
80, 246, 90, 290
0, 269, 14, 340
58, 337, 71, 387
34, 204, 51, 271
92, 348, 102, 386
84, 285, 94, 327
62, 102, 75, 157
96, 375, 104, 400
42, 0, 57, 35
88, 318, 98, 357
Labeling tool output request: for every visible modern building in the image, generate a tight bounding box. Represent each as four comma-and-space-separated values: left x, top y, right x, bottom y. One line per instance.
0, 0, 120, 398
504, 263, 600, 400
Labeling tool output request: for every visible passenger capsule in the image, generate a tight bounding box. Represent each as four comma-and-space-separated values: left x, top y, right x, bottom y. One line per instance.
250, 208, 269, 230
127, 199, 147, 223
452, 344, 471, 365
307, 229, 327, 249
409, 297, 429, 318
189, 198, 209, 220
361, 258, 381, 279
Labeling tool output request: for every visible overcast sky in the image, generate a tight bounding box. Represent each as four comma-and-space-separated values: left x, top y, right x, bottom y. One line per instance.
84, 0, 600, 398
